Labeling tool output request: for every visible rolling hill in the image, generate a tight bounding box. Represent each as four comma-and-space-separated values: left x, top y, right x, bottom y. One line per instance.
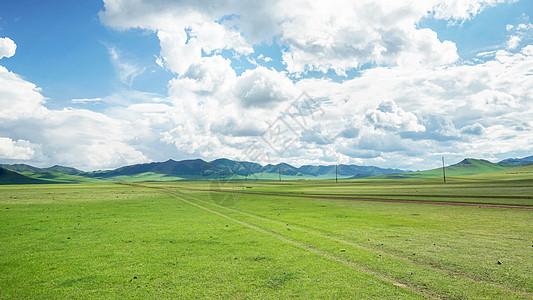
82, 159, 219, 179
373, 158, 520, 179
0, 167, 48, 185
500, 155, 533, 166
1, 164, 83, 175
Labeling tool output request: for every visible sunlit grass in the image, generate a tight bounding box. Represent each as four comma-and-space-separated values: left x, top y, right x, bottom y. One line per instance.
1, 177, 531, 298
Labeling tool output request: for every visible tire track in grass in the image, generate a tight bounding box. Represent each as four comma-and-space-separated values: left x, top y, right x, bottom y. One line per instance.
122, 183, 532, 299
120, 183, 428, 298
170, 186, 533, 299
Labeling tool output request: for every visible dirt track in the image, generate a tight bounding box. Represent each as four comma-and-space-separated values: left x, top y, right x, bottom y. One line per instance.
194, 188, 533, 210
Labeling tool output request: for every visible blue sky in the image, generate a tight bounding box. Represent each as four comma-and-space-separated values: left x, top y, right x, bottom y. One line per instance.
0, 1, 170, 108
0, 0, 532, 170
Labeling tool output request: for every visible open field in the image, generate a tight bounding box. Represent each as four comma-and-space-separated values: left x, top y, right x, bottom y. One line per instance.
1, 176, 532, 298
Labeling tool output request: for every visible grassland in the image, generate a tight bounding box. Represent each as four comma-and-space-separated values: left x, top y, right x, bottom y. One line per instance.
1, 172, 531, 298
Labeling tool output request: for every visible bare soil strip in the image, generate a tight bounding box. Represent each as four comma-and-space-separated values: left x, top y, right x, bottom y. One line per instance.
191, 188, 533, 210
286, 193, 533, 200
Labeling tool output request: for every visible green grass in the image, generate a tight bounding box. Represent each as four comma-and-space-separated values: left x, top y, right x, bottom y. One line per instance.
0, 177, 531, 298
229, 167, 533, 206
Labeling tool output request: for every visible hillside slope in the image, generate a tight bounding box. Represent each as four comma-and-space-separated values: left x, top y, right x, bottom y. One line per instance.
0, 168, 48, 185
374, 158, 519, 179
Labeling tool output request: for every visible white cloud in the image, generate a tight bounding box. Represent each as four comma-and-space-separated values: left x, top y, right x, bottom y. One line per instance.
71, 97, 103, 104
0, 37, 16, 59
0, 137, 38, 160
279, 1, 460, 74
100, 1, 253, 75
461, 123, 485, 135
235, 67, 297, 108
157, 21, 252, 74
468, 89, 518, 111
108, 47, 146, 86
0, 66, 47, 120
431, 0, 517, 22
507, 35, 521, 49
517, 23, 533, 30
143, 40, 532, 169
170, 55, 236, 96
404, 114, 460, 141
505, 22, 533, 51
366, 100, 425, 132
0, 65, 147, 170
101, 0, 505, 76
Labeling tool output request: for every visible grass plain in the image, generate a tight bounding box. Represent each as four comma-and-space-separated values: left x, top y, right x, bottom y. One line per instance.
0, 171, 531, 298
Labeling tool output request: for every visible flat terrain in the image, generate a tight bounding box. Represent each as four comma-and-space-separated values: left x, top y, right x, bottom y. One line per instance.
1, 174, 532, 298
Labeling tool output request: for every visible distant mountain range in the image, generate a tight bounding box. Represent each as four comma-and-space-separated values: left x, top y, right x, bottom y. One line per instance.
1, 155, 532, 184
77, 158, 408, 180
500, 155, 533, 165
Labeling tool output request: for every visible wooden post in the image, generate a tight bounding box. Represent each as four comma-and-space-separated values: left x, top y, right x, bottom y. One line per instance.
442, 157, 446, 183
336, 164, 338, 183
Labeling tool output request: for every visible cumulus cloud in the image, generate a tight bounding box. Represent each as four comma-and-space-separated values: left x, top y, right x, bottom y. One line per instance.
290, 43, 533, 168
402, 114, 460, 141
469, 89, 518, 110
100, 1, 253, 75
507, 35, 521, 49
461, 123, 485, 135
505, 22, 533, 51
0, 65, 147, 170
0, 66, 47, 120
99, 0, 486, 76
0, 37, 16, 59
366, 100, 425, 132
170, 55, 236, 96
0, 137, 38, 160
235, 67, 297, 108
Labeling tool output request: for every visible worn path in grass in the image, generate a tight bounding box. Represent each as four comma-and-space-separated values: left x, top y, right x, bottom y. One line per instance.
121, 182, 533, 299
176, 187, 533, 210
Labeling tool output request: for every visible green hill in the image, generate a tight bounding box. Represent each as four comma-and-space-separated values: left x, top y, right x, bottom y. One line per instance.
1, 164, 83, 176
0, 168, 48, 185
374, 158, 519, 179
0, 164, 42, 174
25, 171, 103, 183
44, 165, 83, 175
500, 155, 533, 165
465, 163, 533, 181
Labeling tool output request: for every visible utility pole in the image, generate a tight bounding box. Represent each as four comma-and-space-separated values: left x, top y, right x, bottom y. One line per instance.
336, 164, 338, 183
442, 157, 446, 184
